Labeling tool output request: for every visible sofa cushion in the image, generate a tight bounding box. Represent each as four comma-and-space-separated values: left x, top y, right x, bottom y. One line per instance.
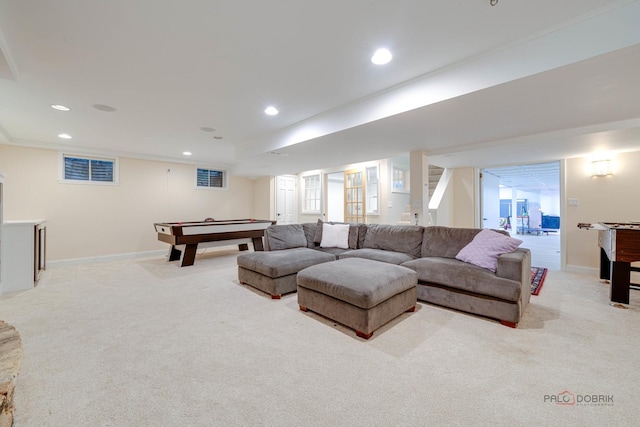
237, 247, 336, 278
313, 219, 359, 249
320, 223, 350, 249
455, 229, 522, 272
401, 257, 522, 302
313, 246, 350, 256
356, 224, 368, 248
338, 248, 414, 265
265, 224, 307, 250
422, 226, 481, 258
422, 226, 510, 258
362, 224, 423, 258
301, 223, 319, 248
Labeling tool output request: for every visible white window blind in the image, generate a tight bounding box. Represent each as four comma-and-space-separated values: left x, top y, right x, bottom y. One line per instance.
61, 154, 117, 184
197, 168, 227, 189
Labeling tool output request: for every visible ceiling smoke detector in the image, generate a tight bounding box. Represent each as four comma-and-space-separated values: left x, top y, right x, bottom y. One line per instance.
93, 104, 117, 112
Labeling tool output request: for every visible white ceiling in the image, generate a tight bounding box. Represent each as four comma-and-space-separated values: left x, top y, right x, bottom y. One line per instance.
1, 0, 639, 177
484, 162, 560, 192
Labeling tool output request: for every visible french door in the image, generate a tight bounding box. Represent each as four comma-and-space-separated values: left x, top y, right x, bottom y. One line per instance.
344, 169, 365, 223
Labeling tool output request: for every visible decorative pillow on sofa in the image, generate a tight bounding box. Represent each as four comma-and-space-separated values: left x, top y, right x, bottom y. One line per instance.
455, 228, 522, 272
320, 223, 350, 249
314, 219, 359, 249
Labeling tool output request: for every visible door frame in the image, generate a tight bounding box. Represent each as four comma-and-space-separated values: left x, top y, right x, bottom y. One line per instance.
477, 160, 566, 271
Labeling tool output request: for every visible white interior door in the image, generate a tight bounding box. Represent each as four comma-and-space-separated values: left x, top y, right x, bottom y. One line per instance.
275, 175, 297, 224
481, 170, 501, 229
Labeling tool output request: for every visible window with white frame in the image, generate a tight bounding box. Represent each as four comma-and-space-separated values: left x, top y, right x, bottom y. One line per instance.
59, 153, 118, 184
366, 165, 379, 215
302, 174, 321, 213
392, 164, 409, 193
196, 167, 227, 189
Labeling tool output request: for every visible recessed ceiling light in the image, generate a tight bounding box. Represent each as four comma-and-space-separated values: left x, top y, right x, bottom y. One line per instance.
200, 127, 216, 132
264, 106, 279, 116
93, 104, 117, 112
51, 104, 71, 111
371, 48, 392, 65
183, 151, 192, 156
58, 133, 72, 139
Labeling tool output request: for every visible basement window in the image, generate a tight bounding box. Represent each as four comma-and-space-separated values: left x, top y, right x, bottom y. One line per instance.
59, 153, 118, 184
196, 167, 228, 189
302, 174, 322, 213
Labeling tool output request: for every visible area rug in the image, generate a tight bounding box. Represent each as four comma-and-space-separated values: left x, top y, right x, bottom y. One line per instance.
531, 267, 548, 296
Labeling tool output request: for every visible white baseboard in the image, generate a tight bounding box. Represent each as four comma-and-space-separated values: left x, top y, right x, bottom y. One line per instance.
47, 249, 166, 268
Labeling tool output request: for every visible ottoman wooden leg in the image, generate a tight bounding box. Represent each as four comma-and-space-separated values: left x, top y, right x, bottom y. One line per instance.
500, 320, 518, 328
406, 306, 416, 313
271, 294, 282, 300
299, 305, 307, 311
355, 330, 374, 340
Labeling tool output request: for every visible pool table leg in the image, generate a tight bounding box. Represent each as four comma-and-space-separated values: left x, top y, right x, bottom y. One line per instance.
180, 244, 198, 267
168, 245, 182, 262
252, 237, 265, 251
610, 261, 631, 304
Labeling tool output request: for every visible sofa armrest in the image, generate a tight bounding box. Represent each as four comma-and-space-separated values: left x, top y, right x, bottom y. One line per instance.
496, 248, 531, 284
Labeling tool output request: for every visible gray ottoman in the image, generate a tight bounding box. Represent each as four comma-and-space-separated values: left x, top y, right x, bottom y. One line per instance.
297, 258, 418, 339
237, 248, 336, 299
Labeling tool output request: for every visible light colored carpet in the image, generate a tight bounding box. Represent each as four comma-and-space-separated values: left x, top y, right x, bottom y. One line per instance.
1, 248, 639, 426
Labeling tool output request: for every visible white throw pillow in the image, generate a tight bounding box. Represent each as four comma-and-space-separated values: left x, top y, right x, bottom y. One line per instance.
320, 223, 350, 249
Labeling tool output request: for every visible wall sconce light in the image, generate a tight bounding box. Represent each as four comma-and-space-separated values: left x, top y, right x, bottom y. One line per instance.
591, 160, 613, 177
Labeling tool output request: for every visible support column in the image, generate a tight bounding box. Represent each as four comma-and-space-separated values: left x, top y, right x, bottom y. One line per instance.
409, 151, 429, 226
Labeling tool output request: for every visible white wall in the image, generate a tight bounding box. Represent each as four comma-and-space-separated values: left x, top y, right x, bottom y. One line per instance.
253, 176, 275, 221
451, 167, 477, 228
7, 141, 635, 272
566, 151, 640, 277
0, 144, 258, 261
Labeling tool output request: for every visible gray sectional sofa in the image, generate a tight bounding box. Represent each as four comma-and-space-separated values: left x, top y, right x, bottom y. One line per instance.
237, 221, 531, 327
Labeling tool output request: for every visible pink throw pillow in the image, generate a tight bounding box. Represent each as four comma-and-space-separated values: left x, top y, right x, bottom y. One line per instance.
455, 229, 522, 272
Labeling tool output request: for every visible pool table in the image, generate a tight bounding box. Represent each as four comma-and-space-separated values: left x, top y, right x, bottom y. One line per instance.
154, 219, 275, 267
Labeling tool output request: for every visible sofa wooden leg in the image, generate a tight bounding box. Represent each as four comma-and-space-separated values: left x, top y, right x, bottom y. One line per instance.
271, 294, 282, 299
299, 305, 307, 311
355, 330, 373, 340
500, 320, 518, 328
406, 305, 416, 313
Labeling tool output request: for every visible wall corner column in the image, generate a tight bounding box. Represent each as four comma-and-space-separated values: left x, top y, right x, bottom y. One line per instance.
409, 150, 429, 226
